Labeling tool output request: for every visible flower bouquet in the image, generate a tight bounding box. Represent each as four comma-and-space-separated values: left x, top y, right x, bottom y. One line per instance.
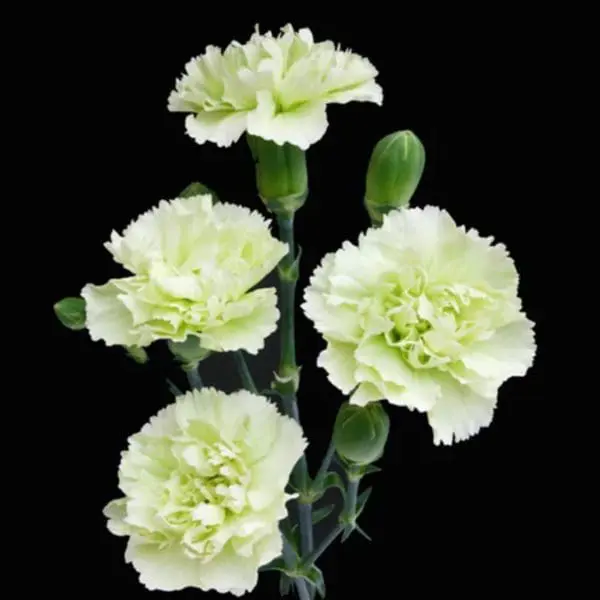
54, 24, 536, 598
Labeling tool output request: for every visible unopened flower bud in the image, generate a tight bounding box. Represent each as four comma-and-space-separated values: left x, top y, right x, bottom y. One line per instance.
365, 130, 425, 225
333, 402, 390, 466
247, 135, 308, 216
54, 297, 86, 330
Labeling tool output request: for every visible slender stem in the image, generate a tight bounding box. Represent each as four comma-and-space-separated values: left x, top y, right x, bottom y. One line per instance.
282, 538, 311, 600
281, 393, 301, 424
298, 503, 314, 556
346, 478, 360, 522
294, 577, 311, 600
166, 378, 183, 396
302, 523, 345, 568
314, 439, 336, 487
276, 213, 314, 563
233, 351, 258, 393
277, 214, 296, 369
184, 363, 203, 390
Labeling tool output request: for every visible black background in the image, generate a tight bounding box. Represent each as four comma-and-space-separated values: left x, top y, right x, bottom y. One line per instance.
49, 10, 551, 599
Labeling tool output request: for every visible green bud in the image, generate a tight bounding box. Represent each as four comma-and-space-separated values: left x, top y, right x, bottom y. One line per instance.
247, 134, 308, 216
54, 297, 86, 330
365, 130, 425, 225
168, 337, 211, 368
333, 402, 390, 466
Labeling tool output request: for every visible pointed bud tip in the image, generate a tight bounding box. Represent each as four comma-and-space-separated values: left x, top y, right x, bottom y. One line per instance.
365, 129, 426, 223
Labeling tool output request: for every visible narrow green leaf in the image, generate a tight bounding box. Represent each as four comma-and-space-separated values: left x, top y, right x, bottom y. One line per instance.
356, 487, 373, 518
290, 524, 301, 553
312, 505, 335, 525
360, 464, 382, 477
355, 524, 372, 542
280, 521, 300, 555
166, 378, 183, 396
341, 525, 353, 543
279, 573, 292, 596
322, 471, 345, 496
54, 297, 86, 330
301, 565, 325, 599
179, 181, 219, 201
259, 557, 288, 574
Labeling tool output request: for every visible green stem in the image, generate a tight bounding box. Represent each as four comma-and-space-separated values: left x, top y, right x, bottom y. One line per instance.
184, 363, 203, 390
314, 439, 336, 487
301, 523, 345, 568
298, 502, 314, 557
276, 213, 314, 560
277, 213, 297, 368
282, 538, 311, 600
233, 351, 258, 393
346, 478, 360, 523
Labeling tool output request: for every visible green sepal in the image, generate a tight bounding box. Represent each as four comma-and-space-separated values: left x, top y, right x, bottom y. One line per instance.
320, 472, 346, 500
278, 246, 302, 283
312, 504, 335, 525
168, 337, 211, 367
279, 573, 292, 596
299, 565, 326, 599
259, 556, 288, 574
125, 346, 148, 364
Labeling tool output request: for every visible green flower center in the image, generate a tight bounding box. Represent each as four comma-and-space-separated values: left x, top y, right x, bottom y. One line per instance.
375, 269, 491, 370
159, 440, 250, 559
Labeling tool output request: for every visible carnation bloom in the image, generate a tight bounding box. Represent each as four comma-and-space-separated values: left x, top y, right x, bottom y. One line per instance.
168, 24, 382, 150
302, 207, 536, 445
104, 388, 306, 595
81, 195, 288, 353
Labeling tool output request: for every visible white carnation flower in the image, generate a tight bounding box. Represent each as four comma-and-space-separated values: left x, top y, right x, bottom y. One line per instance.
81, 195, 288, 354
302, 207, 536, 445
168, 24, 382, 150
104, 388, 307, 595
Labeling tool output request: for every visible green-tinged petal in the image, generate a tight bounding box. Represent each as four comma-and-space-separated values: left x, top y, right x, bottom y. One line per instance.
125, 540, 207, 591
326, 78, 383, 105
192, 544, 260, 596
185, 111, 248, 148
106, 389, 304, 593
317, 343, 358, 394
303, 289, 362, 343
103, 499, 130, 536
250, 414, 308, 490
247, 91, 328, 150
427, 375, 497, 445
462, 319, 536, 383
81, 281, 140, 347
303, 206, 536, 445
82, 196, 286, 351
200, 288, 279, 354
355, 336, 438, 411
168, 25, 381, 149
350, 382, 384, 406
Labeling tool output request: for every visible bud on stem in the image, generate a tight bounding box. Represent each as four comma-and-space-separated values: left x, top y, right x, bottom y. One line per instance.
247, 135, 308, 216
365, 130, 425, 225
333, 402, 390, 466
